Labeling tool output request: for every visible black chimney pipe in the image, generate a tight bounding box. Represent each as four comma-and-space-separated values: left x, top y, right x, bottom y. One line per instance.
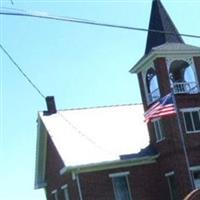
44, 96, 57, 115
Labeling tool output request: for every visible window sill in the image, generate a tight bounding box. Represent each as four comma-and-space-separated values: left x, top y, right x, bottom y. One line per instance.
186, 131, 200, 134
156, 138, 166, 143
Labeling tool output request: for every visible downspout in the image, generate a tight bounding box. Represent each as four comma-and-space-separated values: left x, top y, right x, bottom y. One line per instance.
73, 173, 83, 200
171, 93, 195, 190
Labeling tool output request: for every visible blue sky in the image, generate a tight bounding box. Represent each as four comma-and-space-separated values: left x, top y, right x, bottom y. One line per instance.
1, 0, 200, 200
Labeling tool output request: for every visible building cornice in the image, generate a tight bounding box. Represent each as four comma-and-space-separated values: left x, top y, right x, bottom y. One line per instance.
60, 154, 159, 175
130, 50, 200, 74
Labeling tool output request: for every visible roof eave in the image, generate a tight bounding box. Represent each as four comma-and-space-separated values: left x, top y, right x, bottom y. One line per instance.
60, 154, 159, 175
129, 48, 200, 74
129, 52, 155, 74
34, 115, 48, 189
34, 182, 47, 190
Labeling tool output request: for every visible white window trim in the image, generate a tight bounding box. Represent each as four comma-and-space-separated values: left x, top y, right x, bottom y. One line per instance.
181, 107, 200, 134
165, 171, 175, 177
51, 190, 57, 194
109, 171, 132, 200
51, 190, 59, 200
190, 166, 200, 189
61, 184, 68, 190
109, 171, 130, 178
181, 107, 200, 112
190, 166, 200, 172
61, 184, 70, 200
152, 118, 166, 143
142, 64, 160, 105
165, 171, 177, 200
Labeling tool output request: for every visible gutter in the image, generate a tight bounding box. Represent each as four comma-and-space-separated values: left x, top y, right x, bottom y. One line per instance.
60, 154, 159, 175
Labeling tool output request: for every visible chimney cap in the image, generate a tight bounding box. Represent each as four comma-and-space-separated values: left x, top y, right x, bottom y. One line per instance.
44, 96, 57, 115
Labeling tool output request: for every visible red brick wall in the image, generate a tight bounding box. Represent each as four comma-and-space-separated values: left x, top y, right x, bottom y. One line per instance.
44, 137, 173, 200
154, 57, 171, 96
78, 163, 170, 200
45, 134, 79, 200
44, 127, 199, 200
136, 56, 200, 199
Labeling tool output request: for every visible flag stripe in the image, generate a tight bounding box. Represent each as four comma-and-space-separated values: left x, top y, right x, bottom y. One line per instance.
144, 93, 176, 122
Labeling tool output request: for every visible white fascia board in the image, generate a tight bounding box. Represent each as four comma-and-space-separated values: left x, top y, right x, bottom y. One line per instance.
130, 50, 200, 74
130, 53, 154, 74
152, 50, 200, 58
34, 115, 48, 189
60, 154, 159, 175
35, 182, 47, 189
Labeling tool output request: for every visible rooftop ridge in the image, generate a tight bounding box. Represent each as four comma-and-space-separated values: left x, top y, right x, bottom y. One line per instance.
57, 103, 143, 112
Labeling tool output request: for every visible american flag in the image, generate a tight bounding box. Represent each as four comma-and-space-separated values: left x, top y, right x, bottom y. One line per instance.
144, 93, 176, 123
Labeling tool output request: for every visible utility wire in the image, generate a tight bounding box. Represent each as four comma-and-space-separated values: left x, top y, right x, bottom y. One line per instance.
0, 43, 112, 155
0, 43, 46, 99
0, 8, 96, 23
0, 9, 200, 39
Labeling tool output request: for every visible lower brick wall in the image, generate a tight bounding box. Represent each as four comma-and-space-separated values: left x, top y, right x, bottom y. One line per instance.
44, 132, 200, 200
78, 163, 168, 200
45, 134, 79, 200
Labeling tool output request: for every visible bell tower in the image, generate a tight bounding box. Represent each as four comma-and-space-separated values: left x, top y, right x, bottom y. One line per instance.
130, 0, 200, 199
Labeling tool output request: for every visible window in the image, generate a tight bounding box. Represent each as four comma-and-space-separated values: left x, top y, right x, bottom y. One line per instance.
190, 166, 200, 189
109, 172, 132, 200
51, 190, 59, 200
182, 109, 200, 133
61, 185, 70, 200
165, 172, 178, 200
153, 119, 165, 142
169, 60, 199, 94
146, 68, 160, 103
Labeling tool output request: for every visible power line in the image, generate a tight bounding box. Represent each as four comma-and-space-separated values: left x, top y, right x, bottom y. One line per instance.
0, 43, 46, 99
0, 43, 113, 155
0, 9, 200, 39
0, 7, 96, 23
10, 0, 14, 5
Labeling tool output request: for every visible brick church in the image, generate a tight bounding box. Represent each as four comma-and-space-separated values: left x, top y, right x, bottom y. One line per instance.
35, 0, 200, 199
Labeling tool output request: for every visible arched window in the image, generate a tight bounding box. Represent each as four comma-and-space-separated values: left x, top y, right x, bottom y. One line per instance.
169, 60, 198, 94
146, 68, 160, 102
184, 66, 196, 83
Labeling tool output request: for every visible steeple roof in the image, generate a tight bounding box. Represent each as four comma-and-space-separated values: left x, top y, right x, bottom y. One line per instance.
145, 0, 184, 55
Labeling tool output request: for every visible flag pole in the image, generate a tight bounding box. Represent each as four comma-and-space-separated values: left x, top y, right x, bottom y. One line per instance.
171, 91, 195, 190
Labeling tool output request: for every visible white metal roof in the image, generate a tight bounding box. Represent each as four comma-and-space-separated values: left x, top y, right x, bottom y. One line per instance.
39, 104, 149, 167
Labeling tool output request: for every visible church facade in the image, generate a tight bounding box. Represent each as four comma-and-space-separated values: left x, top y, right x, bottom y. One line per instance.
35, 1, 200, 199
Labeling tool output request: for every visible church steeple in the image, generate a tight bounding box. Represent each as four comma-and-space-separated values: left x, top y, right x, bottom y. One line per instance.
130, 1, 200, 198
145, 0, 184, 55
